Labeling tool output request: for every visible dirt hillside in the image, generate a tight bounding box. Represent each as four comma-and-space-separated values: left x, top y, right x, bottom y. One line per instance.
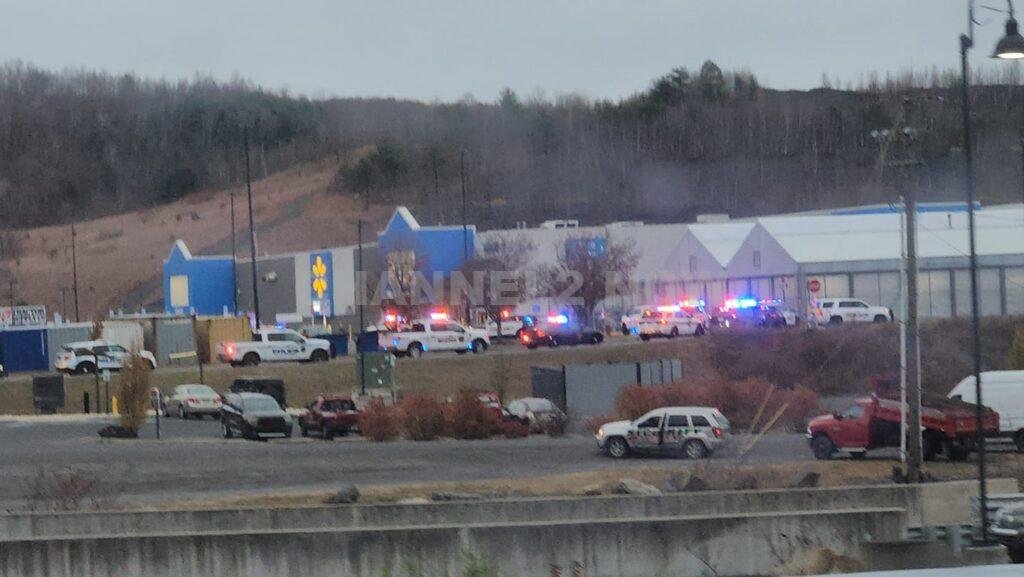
1, 159, 392, 319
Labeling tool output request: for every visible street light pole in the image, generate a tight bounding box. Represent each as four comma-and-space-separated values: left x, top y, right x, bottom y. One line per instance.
70, 222, 80, 322
244, 128, 261, 328
357, 219, 366, 397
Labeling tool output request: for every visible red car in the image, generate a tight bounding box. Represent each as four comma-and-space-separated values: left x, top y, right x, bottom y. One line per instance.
299, 395, 360, 440
476, 391, 516, 422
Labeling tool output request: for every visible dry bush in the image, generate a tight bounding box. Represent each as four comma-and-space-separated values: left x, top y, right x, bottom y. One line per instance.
610, 378, 821, 432
24, 467, 98, 511
117, 353, 151, 434
398, 393, 447, 441
358, 399, 401, 442
446, 390, 499, 440
500, 420, 531, 438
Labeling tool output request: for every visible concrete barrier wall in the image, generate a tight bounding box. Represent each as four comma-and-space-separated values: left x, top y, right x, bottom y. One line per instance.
0, 509, 905, 577
1, 480, 1006, 541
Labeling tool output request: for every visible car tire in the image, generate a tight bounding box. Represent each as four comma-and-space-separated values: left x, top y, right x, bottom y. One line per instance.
324, 429, 335, 441
1008, 545, 1024, 564
620, 323, 630, 336
669, 327, 679, 339
242, 353, 260, 367
683, 439, 708, 459
828, 316, 843, 325
311, 349, 329, 363
471, 339, 487, 354
526, 343, 538, 350
873, 315, 888, 323
222, 422, 233, 439
300, 425, 309, 437
1014, 430, 1024, 453
849, 451, 867, 460
811, 435, 835, 460
694, 324, 706, 336
76, 361, 96, 375
640, 334, 651, 342
590, 332, 604, 344
605, 437, 630, 459
407, 343, 423, 359
178, 405, 187, 420
548, 337, 560, 348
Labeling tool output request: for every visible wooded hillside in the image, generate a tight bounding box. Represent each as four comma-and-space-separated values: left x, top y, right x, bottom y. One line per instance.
1, 60, 1023, 239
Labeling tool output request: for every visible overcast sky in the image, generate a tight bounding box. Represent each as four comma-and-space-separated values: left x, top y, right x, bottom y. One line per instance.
0, 0, 1015, 102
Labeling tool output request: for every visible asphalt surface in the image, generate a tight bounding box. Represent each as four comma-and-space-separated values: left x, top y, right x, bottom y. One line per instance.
0, 415, 816, 508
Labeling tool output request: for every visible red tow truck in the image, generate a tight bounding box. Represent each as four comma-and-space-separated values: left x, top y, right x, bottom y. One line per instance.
806, 377, 999, 461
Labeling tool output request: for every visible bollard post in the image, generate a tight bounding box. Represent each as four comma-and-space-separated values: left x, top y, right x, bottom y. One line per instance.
83, 391, 90, 414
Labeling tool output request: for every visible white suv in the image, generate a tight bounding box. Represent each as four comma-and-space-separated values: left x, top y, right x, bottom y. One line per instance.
55, 340, 157, 374
595, 406, 731, 459
812, 298, 892, 325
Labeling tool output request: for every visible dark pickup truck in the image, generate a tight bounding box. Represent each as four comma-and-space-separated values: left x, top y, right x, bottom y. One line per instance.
298, 394, 360, 440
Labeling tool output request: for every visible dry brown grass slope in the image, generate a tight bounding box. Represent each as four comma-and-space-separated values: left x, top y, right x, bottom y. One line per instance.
1, 158, 393, 319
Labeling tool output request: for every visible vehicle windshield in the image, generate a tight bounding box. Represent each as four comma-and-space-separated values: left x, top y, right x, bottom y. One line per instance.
243, 398, 281, 412
322, 399, 355, 412
184, 386, 216, 397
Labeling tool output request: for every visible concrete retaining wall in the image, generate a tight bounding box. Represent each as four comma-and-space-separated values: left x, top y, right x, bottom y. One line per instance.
0, 509, 905, 577
1, 480, 1007, 541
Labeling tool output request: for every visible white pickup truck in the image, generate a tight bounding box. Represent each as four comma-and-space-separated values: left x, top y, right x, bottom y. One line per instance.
811, 298, 892, 325
218, 328, 331, 367
380, 318, 490, 358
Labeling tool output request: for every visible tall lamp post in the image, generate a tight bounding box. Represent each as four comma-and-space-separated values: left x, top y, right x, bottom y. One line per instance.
963, 0, 1024, 543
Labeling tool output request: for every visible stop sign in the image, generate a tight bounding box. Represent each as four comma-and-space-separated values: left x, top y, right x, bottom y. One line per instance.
807, 279, 821, 293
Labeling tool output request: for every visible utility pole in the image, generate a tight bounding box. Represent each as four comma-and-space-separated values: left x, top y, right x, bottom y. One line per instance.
904, 182, 923, 482
460, 149, 470, 323
244, 128, 261, 327
230, 181, 238, 314
7, 278, 13, 307
60, 287, 68, 321
70, 222, 80, 322
357, 220, 366, 397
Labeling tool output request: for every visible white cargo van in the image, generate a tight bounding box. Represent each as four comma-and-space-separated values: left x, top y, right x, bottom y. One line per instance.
948, 371, 1024, 451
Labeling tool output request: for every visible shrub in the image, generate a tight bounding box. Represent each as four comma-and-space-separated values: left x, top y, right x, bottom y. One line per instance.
543, 412, 568, 437
116, 353, 151, 434
612, 385, 662, 420
1006, 326, 1024, 370
500, 420, 531, 438
446, 390, 499, 440
399, 393, 447, 441
358, 399, 401, 442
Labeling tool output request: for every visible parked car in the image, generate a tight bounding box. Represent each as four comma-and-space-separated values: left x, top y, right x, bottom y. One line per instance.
806, 389, 999, 461
620, 305, 656, 335
163, 384, 221, 419
948, 371, 1024, 451
220, 392, 293, 440
991, 501, 1024, 563
230, 377, 287, 409
54, 340, 157, 374
299, 394, 360, 439
475, 391, 516, 422
595, 407, 731, 459
217, 328, 331, 366
506, 397, 566, 432
0, 363, 5, 378
811, 298, 892, 325
484, 313, 532, 338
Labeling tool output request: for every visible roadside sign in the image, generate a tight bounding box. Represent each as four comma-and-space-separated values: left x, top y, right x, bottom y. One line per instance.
807, 279, 821, 294
101, 369, 111, 383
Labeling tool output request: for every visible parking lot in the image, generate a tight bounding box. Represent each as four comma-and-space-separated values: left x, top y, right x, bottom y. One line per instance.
0, 415, 817, 508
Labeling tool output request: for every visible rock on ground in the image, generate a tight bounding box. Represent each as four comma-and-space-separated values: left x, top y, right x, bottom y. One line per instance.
324, 485, 360, 504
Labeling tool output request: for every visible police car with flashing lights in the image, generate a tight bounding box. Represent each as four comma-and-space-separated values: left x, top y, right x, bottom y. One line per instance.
518, 314, 604, 349
217, 328, 331, 366
596, 406, 731, 459
810, 298, 892, 325
380, 314, 490, 358
620, 304, 656, 335
637, 306, 706, 340
484, 313, 532, 339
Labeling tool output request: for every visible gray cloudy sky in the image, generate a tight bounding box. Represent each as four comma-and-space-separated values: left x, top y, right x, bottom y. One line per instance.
0, 0, 1014, 101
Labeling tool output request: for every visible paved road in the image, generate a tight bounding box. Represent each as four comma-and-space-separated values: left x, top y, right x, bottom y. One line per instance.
0, 416, 815, 508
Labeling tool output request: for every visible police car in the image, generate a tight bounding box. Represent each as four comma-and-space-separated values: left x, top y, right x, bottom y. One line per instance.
54, 340, 158, 374
380, 313, 490, 358
637, 305, 706, 340
217, 328, 331, 366
595, 406, 731, 459
620, 304, 656, 335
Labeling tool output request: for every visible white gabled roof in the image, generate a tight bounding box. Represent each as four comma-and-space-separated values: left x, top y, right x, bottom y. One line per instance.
686, 222, 756, 267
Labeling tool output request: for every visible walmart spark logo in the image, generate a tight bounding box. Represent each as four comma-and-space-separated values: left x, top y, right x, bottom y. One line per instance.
312, 255, 328, 298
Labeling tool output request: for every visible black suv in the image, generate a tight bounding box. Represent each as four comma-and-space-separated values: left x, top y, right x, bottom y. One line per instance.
220, 392, 293, 440
230, 377, 286, 408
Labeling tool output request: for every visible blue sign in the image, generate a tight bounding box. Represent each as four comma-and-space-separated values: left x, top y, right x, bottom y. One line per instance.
310, 252, 334, 317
